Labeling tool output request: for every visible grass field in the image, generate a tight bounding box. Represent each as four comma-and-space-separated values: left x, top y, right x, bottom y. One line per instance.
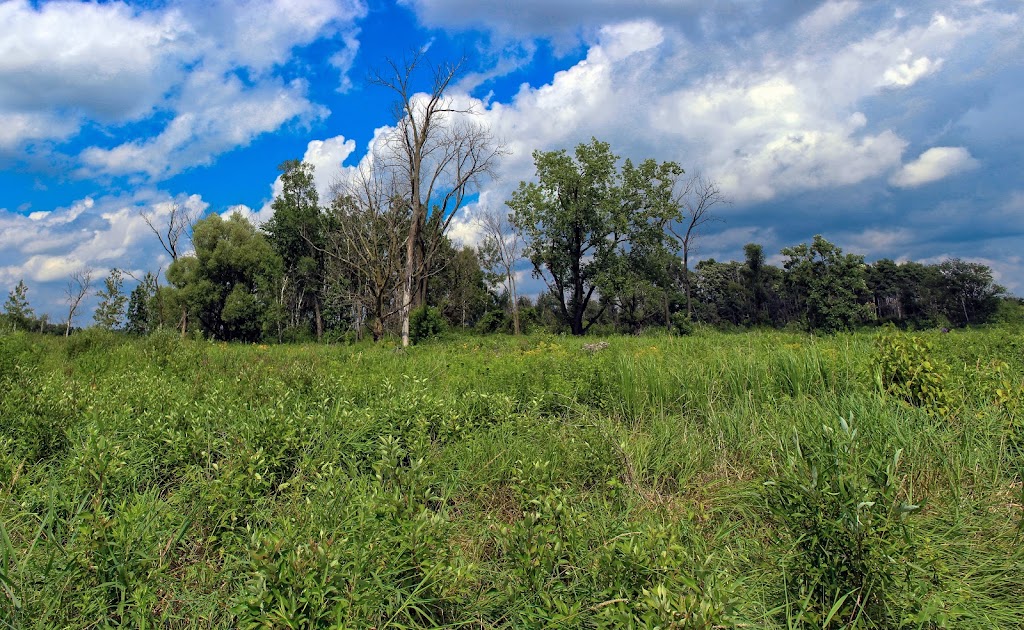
1, 327, 1023, 628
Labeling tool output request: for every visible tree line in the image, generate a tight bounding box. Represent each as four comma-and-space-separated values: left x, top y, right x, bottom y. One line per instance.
1, 55, 1015, 341
2, 141, 1012, 341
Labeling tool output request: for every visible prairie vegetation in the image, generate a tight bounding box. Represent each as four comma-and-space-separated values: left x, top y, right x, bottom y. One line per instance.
1, 326, 1023, 628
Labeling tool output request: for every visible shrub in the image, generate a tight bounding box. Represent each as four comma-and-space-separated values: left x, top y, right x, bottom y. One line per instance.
0, 332, 37, 383
671, 312, 694, 336
322, 327, 356, 345
475, 309, 512, 334
591, 523, 740, 628
63, 328, 123, 360
991, 298, 1024, 327
409, 305, 445, 344
873, 332, 955, 417
974, 359, 1024, 457
764, 416, 922, 627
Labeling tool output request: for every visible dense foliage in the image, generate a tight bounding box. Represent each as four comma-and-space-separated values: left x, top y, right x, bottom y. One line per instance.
508, 138, 682, 335
166, 214, 282, 342
1, 327, 1022, 627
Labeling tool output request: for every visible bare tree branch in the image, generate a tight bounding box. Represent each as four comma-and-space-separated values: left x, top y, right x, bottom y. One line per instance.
140, 201, 201, 262
477, 206, 524, 334
64, 268, 93, 337
321, 158, 410, 341
140, 201, 200, 337
667, 172, 729, 317
370, 51, 506, 346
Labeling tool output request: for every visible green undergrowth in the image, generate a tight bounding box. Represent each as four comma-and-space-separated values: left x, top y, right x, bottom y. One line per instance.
1, 326, 1022, 627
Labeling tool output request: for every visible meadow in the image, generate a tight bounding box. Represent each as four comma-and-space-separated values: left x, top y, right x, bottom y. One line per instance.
1, 326, 1023, 628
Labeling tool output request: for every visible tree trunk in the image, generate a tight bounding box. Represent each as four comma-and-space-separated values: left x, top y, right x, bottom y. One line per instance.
417, 273, 428, 310
278, 277, 288, 343
510, 272, 520, 335
571, 289, 586, 335
571, 312, 584, 335
684, 247, 692, 318
413, 224, 428, 309
664, 291, 671, 333
313, 295, 323, 342
400, 215, 421, 347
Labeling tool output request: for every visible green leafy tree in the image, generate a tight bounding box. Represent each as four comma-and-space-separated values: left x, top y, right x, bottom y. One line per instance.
167, 213, 283, 342
742, 243, 783, 326
509, 138, 682, 335
866, 259, 944, 326
937, 258, 1004, 326
782, 235, 870, 333
692, 259, 750, 326
264, 160, 326, 340
431, 242, 490, 329
901, 262, 946, 325
604, 240, 677, 333
126, 272, 158, 335
3, 280, 34, 331
140, 200, 201, 335
93, 268, 128, 330
866, 258, 906, 323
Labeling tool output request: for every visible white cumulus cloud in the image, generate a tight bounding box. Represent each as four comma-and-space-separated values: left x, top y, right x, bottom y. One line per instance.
0, 0, 365, 172
240, 135, 361, 226
80, 75, 325, 179
881, 53, 943, 87
890, 146, 979, 188
401, 0, 827, 44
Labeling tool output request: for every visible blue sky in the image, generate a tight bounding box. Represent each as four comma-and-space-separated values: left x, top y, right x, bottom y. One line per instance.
1, 0, 1022, 319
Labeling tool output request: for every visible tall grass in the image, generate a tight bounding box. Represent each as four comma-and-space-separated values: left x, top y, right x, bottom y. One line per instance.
1, 326, 1022, 627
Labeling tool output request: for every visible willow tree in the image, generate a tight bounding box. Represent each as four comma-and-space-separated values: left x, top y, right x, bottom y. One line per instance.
371, 52, 503, 346
166, 213, 282, 342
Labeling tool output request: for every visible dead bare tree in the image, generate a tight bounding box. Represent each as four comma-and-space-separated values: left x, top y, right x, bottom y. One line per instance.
141, 201, 200, 262
64, 268, 93, 337
140, 201, 201, 335
323, 163, 410, 342
477, 206, 524, 334
371, 52, 504, 346
668, 172, 728, 317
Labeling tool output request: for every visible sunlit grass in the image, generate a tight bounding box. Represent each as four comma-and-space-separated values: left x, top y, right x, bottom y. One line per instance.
1, 325, 1022, 627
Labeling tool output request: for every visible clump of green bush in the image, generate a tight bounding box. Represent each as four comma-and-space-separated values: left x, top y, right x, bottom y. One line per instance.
873, 332, 955, 417
671, 312, 694, 336
764, 416, 922, 627
409, 305, 445, 344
